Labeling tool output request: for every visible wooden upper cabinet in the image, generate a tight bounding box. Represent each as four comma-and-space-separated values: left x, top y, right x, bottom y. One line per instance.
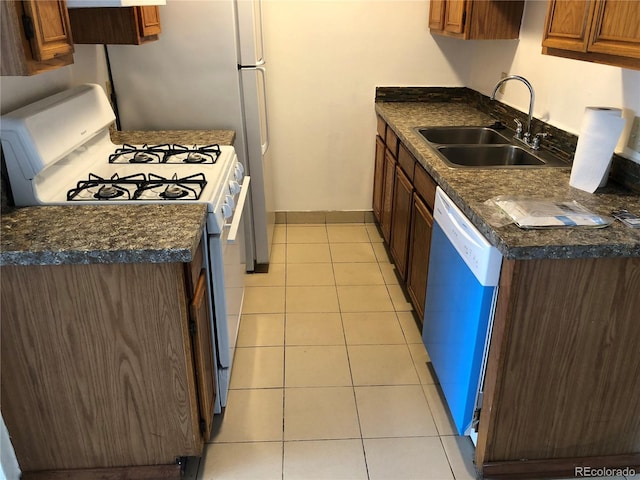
542, 0, 640, 70
0, 0, 74, 76
443, 0, 466, 35
429, 0, 446, 30
542, 0, 595, 51
23, 1, 74, 61
138, 5, 161, 37
68, 5, 162, 45
429, 0, 525, 40
589, 1, 640, 59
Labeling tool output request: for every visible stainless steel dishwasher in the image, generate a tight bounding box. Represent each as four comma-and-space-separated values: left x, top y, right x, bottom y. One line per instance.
422, 187, 503, 439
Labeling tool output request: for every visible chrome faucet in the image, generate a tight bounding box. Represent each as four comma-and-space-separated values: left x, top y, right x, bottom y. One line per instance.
491, 75, 542, 149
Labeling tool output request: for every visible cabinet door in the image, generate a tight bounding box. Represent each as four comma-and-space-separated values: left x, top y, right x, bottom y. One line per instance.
542, 0, 596, 52
373, 136, 385, 224
588, 0, 640, 59
22, 0, 74, 61
1, 0, 74, 76
189, 271, 216, 441
381, 150, 396, 244
429, 0, 446, 30
390, 166, 413, 281
138, 5, 161, 38
444, 0, 467, 35
406, 193, 434, 324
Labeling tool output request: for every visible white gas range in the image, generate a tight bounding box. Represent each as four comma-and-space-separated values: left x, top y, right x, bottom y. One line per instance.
0, 83, 249, 414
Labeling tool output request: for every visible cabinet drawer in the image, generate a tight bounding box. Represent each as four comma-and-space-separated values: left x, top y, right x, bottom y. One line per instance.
385, 127, 399, 158
414, 164, 437, 210
398, 143, 416, 181
376, 116, 387, 138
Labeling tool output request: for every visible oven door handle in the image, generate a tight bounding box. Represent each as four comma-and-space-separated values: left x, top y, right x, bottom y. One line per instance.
226, 176, 251, 244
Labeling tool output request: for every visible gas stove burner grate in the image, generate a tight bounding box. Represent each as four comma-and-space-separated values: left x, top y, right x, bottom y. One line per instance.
67, 173, 147, 201
66, 172, 207, 202
135, 173, 208, 200
109, 143, 221, 164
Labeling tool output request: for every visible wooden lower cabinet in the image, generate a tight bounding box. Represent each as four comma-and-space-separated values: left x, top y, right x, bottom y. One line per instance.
380, 149, 396, 244
476, 256, 640, 478
406, 193, 433, 324
372, 135, 385, 223
189, 270, 216, 442
0, 242, 214, 476
372, 117, 437, 318
389, 165, 413, 280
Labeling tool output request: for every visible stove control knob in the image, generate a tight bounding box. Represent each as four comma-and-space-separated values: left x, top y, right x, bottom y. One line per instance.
234, 163, 245, 181
225, 194, 235, 209
221, 203, 232, 219
229, 180, 241, 195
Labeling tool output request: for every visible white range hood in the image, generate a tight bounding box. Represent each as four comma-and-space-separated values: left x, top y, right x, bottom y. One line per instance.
66, 0, 165, 7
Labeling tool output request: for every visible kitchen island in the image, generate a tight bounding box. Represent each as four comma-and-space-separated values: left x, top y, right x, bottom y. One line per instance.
374, 90, 640, 479
0, 129, 233, 479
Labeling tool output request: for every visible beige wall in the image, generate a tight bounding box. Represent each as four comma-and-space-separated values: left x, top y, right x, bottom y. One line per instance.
0, 45, 108, 114
262, 0, 473, 212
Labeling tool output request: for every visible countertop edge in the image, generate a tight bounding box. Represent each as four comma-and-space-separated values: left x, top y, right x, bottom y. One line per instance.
1, 204, 208, 266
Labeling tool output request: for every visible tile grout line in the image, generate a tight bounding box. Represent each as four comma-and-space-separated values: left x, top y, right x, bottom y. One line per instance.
281, 228, 287, 480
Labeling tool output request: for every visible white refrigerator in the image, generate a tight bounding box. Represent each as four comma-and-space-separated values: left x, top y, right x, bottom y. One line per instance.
107, 0, 274, 271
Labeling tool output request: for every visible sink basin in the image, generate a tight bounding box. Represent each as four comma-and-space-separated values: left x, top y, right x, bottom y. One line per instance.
437, 145, 565, 168
418, 127, 510, 145
414, 125, 568, 169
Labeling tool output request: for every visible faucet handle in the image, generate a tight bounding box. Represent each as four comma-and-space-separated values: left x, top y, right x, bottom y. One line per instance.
513, 118, 523, 138
532, 132, 549, 150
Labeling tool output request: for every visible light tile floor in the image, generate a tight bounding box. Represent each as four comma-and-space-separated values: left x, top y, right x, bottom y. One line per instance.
188, 223, 633, 480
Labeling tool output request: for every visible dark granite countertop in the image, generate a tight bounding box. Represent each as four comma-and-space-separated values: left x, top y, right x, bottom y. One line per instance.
110, 129, 235, 146
1, 130, 231, 266
375, 101, 640, 259
1, 204, 207, 266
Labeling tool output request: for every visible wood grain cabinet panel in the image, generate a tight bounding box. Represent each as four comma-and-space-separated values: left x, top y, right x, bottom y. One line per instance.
390, 165, 413, 281
189, 270, 216, 441
443, 0, 466, 35
0, 241, 213, 476
0, 0, 74, 76
138, 5, 161, 37
476, 256, 640, 477
381, 149, 396, 244
371, 119, 438, 319
589, 0, 640, 59
429, 0, 524, 40
373, 116, 398, 245
373, 135, 386, 224
69, 6, 161, 45
406, 192, 433, 323
429, 0, 446, 30
542, 0, 640, 69
542, 0, 595, 51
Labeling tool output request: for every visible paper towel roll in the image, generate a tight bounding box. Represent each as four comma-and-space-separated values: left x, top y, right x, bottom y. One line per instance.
569, 107, 626, 193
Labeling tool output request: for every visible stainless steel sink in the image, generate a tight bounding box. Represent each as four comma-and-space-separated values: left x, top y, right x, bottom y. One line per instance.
436, 145, 566, 168
414, 125, 568, 169
418, 127, 510, 145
